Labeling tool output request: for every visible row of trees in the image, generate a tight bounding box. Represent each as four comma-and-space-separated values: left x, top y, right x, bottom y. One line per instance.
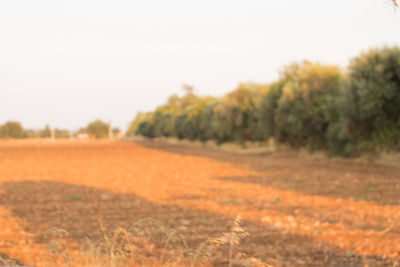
0, 120, 120, 139
128, 46, 400, 156
0, 121, 72, 139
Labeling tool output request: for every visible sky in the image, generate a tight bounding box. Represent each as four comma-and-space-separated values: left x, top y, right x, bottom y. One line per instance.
0, 0, 399, 130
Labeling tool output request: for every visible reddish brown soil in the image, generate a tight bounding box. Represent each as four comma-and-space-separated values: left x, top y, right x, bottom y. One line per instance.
0, 139, 399, 266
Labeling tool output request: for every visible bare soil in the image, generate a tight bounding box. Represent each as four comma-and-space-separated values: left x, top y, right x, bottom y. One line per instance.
0, 139, 399, 266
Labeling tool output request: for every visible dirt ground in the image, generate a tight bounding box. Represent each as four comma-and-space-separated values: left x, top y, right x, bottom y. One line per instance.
0, 139, 399, 266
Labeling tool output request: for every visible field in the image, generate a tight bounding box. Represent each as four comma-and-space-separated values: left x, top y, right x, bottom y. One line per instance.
0, 139, 399, 266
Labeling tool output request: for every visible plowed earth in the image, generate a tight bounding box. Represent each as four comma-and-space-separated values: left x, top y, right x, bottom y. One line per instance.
0, 139, 399, 266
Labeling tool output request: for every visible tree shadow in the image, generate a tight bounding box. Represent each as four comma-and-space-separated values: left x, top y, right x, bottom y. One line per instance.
0, 180, 394, 266
133, 139, 400, 206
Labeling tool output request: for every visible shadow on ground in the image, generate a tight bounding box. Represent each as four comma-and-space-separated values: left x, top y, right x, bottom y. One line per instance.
0, 180, 394, 266
133, 139, 400, 206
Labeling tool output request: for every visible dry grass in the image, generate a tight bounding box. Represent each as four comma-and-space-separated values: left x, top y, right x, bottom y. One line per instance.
126, 136, 279, 155
2, 216, 268, 267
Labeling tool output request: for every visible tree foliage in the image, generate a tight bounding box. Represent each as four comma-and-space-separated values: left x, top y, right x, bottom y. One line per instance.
40, 125, 51, 138
0, 121, 24, 139
131, 46, 400, 156
55, 129, 70, 138
0, 122, 70, 140
258, 80, 285, 140
275, 62, 342, 149
327, 46, 400, 155
86, 120, 109, 139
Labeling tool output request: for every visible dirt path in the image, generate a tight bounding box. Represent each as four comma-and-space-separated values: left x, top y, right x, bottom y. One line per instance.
0, 140, 399, 266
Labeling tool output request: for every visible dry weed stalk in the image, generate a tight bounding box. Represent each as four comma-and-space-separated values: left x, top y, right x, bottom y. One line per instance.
206, 214, 270, 267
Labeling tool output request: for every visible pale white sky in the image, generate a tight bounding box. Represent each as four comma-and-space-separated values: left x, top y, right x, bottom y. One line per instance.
0, 0, 399, 130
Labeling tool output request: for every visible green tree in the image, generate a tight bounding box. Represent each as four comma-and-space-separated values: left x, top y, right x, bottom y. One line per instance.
86, 120, 109, 139
127, 112, 151, 136
40, 125, 51, 138
328, 46, 400, 154
55, 129, 70, 138
0, 121, 24, 139
206, 83, 265, 145
275, 61, 342, 149
258, 80, 285, 140
128, 112, 155, 137
23, 129, 39, 138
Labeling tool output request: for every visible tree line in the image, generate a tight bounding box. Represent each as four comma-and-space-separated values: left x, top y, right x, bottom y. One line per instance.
0, 120, 120, 139
0, 121, 70, 139
128, 46, 400, 156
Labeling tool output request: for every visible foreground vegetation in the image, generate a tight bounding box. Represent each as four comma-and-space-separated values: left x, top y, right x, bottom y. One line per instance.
129, 46, 400, 156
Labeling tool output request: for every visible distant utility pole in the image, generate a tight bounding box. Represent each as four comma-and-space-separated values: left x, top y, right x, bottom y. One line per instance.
50, 127, 55, 142
108, 120, 113, 140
